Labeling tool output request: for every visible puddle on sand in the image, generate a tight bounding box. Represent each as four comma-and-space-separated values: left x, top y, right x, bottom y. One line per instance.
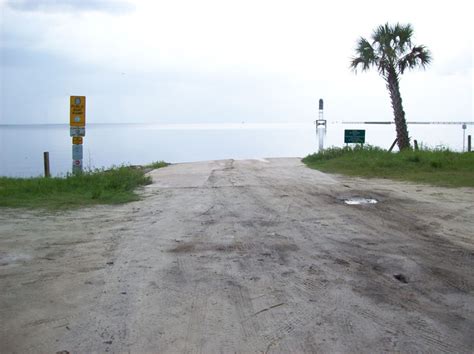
344, 198, 378, 205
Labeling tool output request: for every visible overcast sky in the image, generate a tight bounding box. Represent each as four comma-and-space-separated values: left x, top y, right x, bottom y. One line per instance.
0, 0, 472, 124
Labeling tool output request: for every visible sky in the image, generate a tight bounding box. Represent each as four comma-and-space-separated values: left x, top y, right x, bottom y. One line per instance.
0, 0, 472, 125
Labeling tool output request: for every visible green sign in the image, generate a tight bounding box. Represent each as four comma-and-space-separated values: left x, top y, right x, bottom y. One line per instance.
344, 129, 366, 143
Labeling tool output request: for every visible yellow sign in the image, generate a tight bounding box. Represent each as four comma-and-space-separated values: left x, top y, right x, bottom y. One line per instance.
70, 96, 86, 127
72, 137, 83, 145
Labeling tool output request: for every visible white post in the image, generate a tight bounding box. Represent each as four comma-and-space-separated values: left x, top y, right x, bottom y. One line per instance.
317, 124, 325, 152
315, 98, 326, 152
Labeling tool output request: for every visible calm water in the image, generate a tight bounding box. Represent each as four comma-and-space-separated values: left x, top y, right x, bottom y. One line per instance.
0, 122, 471, 177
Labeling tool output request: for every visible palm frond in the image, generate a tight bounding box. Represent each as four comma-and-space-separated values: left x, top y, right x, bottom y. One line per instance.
377, 57, 391, 76
350, 37, 377, 72
372, 23, 398, 65
394, 23, 413, 50
398, 45, 432, 73
372, 24, 387, 51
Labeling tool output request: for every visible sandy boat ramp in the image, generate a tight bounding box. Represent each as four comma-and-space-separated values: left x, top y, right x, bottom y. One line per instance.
1, 158, 473, 353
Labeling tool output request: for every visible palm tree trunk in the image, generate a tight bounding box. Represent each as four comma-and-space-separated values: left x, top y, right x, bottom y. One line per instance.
386, 67, 410, 150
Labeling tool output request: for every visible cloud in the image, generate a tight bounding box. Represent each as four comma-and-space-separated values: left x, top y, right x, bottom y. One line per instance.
6, 0, 135, 14
1, 0, 472, 125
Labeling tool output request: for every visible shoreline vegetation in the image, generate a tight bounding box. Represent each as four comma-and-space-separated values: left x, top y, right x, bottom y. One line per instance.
0, 161, 169, 210
2, 147, 473, 211
302, 146, 474, 188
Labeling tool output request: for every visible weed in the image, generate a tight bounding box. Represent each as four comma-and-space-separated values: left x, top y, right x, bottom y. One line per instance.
146, 161, 169, 169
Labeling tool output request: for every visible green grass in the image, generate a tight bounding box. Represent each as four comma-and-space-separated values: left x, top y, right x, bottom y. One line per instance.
0, 163, 168, 210
145, 161, 169, 169
302, 145, 474, 188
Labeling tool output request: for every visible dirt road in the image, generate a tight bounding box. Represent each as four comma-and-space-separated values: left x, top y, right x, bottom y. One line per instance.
1, 158, 473, 353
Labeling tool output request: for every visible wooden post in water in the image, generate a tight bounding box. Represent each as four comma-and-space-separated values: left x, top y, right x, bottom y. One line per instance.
43, 152, 51, 178
414, 140, 419, 151
468, 135, 471, 152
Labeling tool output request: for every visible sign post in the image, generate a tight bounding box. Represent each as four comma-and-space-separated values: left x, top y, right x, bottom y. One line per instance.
70, 96, 86, 174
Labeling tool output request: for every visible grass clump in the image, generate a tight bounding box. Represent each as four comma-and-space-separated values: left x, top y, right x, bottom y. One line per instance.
302, 145, 474, 188
145, 161, 169, 169
0, 164, 167, 210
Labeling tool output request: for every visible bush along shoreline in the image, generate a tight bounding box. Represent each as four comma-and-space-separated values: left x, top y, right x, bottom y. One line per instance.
302, 146, 474, 188
0, 162, 169, 210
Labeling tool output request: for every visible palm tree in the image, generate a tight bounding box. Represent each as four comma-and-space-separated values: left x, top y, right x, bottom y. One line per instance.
350, 23, 431, 150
